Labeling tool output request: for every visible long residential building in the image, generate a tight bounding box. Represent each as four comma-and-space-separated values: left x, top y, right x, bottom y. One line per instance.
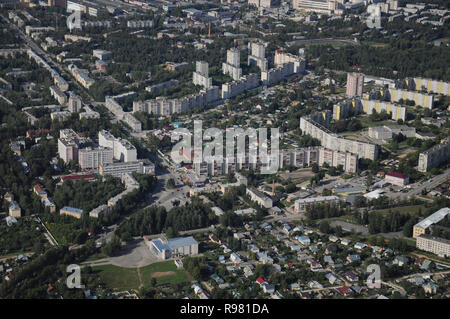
413, 207, 450, 238
133, 87, 220, 116
333, 99, 406, 121
68, 64, 95, 88
292, 0, 339, 14
387, 88, 434, 109
300, 115, 379, 160
416, 235, 450, 257
407, 77, 450, 96
221, 74, 259, 99
246, 187, 273, 209
193, 145, 357, 176
99, 160, 155, 177
294, 196, 340, 213
417, 137, 450, 172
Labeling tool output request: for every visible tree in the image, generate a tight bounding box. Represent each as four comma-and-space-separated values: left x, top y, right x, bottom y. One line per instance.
319, 220, 331, 234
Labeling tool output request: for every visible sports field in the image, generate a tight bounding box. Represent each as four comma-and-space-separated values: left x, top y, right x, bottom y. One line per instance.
92, 260, 191, 290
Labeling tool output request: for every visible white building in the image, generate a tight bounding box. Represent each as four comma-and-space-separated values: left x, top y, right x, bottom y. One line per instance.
147, 235, 198, 260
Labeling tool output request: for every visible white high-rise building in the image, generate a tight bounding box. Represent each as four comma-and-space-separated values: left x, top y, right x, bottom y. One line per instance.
98, 130, 137, 162
248, 41, 268, 72
222, 48, 242, 81
193, 61, 213, 89
78, 147, 113, 170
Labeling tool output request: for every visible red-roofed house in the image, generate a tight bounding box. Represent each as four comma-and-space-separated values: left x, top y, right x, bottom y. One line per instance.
336, 286, 353, 296
384, 172, 409, 186
256, 277, 265, 286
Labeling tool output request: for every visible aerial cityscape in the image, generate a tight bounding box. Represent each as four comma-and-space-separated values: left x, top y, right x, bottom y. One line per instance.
0, 0, 449, 303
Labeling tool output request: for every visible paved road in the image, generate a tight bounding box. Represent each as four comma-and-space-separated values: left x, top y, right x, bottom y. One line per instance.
82, 239, 159, 268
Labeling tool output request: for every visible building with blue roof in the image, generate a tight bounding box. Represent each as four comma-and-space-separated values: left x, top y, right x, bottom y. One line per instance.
60, 206, 84, 219
147, 235, 198, 260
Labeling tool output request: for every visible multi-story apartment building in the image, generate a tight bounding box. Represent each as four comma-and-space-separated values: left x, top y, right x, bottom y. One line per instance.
78, 147, 113, 170
274, 49, 306, 74
418, 137, 450, 172
294, 196, 340, 213
368, 125, 416, 140
246, 187, 273, 209
68, 94, 82, 113
98, 130, 137, 162
248, 0, 280, 8
300, 116, 379, 160
60, 206, 84, 219
408, 77, 450, 96
68, 64, 95, 88
387, 88, 434, 109
416, 235, 450, 257
49, 85, 67, 105
221, 74, 259, 99
248, 41, 268, 72
413, 207, 450, 238
57, 129, 88, 163
123, 113, 142, 133
292, 0, 339, 14
346, 72, 364, 97
222, 48, 242, 81
133, 87, 220, 116
193, 61, 212, 89
99, 160, 155, 177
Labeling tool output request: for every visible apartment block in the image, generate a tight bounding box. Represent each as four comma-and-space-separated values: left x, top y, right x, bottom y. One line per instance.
222, 74, 259, 99
418, 137, 450, 172
416, 235, 450, 257
246, 187, 273, 208
409, 77, 450, 96
222, 48, 242, 81
193, 61, 212, 89
99, 161, 153, 177
388, 88, 434, 109
413, 207, 450, 238
60, 206, 84, 219
248, 41, 268, 72
98, 130, 137, 162
300, 115, 379, 160
346, 73, 364, 97
78, 147, 113, 170
49, 85, 67, 105
294, 196, 340, 213
68, 95, 82, 113
368, 125, 416, 140
248, 0, 280, 8
134, 87, 220, 116
68, 64, 95, 88
57, 129, 88, 163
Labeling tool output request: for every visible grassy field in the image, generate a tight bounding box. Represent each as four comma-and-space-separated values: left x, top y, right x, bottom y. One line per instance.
92, 260, 191, 291
371, 205, 426, 216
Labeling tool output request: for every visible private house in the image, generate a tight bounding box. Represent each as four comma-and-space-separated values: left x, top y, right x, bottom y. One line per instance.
8, 201, 21, 218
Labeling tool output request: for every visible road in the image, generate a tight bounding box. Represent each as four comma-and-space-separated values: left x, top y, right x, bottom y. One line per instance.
405, 167, 450, 197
